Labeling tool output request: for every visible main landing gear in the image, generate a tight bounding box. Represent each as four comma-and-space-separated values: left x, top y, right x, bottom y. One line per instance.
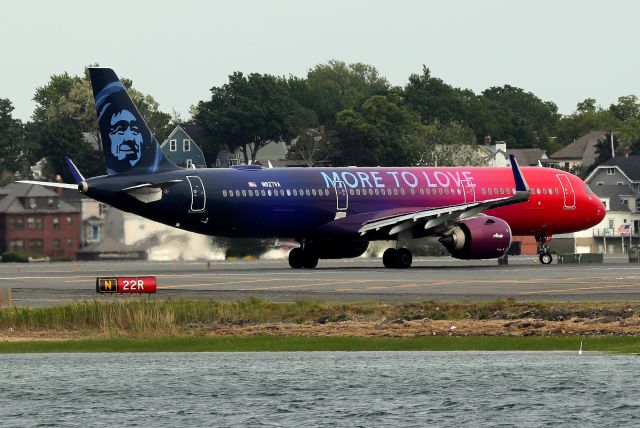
383, 248, 413, 269
288, 247, 318, 269
536, 234, 553, 265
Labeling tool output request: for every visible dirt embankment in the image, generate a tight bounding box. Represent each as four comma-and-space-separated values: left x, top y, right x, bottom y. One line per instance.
4, 317, 640, 341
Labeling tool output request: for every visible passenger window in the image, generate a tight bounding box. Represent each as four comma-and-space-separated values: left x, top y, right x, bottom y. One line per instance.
555, 188, 559, 194
457, 188, 461, 195
393, 188, 398, 195
500, 188, 504, 195
356, 189, 360, 195
410, 188, 415, 195
368, 189, 373, 195
438, 188, 443, 195
325, 189, 330, 196
286, 189, 291, 196
242, 190, 246, 197
400, 188, 405, 195
305, 189, 310, 196
248, 190, 253, 196
312, 189, 317, 196
349, 189, 354, 195
543, 188, 547, 194
235, 190, 240, 197
482, 188, 486, 195
425, 188, 430, 195
223, 190, 228, 197
375, 188, 380, 195
488, 188, 492, 195
267, 190, 272, 196
261, 190, 266, 196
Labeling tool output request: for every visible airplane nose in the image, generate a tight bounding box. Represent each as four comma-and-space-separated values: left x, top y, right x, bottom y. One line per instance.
592, 197, 606, 224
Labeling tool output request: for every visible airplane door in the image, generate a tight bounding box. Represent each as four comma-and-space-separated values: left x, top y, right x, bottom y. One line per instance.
334, 180, 348, 211
186, 176, 206, 212
461, 179, 475, 204
556, 174, 575, 209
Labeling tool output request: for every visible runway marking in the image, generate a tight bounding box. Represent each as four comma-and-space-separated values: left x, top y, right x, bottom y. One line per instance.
158, 278, 282, 289
520, 284, 640, 295
237, 279, 373, 291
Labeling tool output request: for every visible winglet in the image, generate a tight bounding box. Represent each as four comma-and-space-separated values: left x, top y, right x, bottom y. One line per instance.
509, 155, 529, 193
65, 157, 85, 184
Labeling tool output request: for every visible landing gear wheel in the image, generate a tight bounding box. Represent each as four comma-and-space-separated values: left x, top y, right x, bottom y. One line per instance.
396, 248, 413, 269
288, 248, 304, 269
383, 248, 398, 268
303, 253, 319, 269
539, 252, 553, 265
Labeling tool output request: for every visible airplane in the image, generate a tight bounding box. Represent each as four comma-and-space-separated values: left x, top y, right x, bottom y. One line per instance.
18, 68, 606, 269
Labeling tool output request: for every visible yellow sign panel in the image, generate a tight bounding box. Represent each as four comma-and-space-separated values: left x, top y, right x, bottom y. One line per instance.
96, 277, 118, 293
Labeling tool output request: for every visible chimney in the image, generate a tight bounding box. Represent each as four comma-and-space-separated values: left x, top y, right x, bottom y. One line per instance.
484, 135, 492, 145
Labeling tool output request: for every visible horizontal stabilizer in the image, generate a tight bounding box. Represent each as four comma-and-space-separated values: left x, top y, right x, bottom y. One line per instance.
65, 157, 85, 184
15, 180, 78, 189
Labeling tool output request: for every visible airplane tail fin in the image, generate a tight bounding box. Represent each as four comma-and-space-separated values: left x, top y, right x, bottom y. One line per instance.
88, 67, 180, 175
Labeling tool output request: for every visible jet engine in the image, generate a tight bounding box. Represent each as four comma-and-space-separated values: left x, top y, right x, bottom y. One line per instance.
306, 240, 369, 259
439, 216, 512, 260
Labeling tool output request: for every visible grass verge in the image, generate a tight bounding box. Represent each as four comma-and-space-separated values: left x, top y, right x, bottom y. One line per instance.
1, 335, 639, 354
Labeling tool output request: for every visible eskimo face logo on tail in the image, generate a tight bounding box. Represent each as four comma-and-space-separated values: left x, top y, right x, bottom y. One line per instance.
109, 109, 142, 166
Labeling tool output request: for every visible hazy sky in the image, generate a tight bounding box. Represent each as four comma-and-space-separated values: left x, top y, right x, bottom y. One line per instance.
2, 0, 639, 122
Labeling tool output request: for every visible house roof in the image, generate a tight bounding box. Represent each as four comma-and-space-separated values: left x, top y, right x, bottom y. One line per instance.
0, 182, 79, 214
592, 184, 635, 212
600, 155, 640, 181
180, 124, 206, 143
549, 130, 606, 166
506, 148, 547, 166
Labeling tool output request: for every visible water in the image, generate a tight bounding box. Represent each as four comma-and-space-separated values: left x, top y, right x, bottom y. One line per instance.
1, 352, 638, 427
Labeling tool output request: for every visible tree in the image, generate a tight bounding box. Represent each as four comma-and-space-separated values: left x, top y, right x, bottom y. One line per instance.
304, 60, 390, 126
609, 95, 640, 122
195, 72, 299, 164
404, 66, 466, 125
555, 103, 619, 146
0, 98, 24, 176
412, 120, 482, 166
332, 96, 420, 166
594, 132, 620, 165
38, 118, 104, 182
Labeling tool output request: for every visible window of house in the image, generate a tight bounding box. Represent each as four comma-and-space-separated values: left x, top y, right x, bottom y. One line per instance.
53, 239, 60, 250
564, 162, 570, 168
169, 139, 177, 151
617, 182, 623, 186
609, 219, 614, 229
91, 225, 100, 241
29, 239, 43, 253
53, 217, 60, 229
9, 239, 24, 252
27, 217, 42, 230
67, 238, 73, 248
183, 139, 191, 151
66, 216, 72, 225
607, 168, 615, 175
602, 200, 607, 209
186, 159, 193, 168
596, 182, 603, 186
11, 217, 24, 230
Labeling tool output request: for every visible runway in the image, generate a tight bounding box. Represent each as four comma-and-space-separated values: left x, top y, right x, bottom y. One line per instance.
1, 256, 639, 307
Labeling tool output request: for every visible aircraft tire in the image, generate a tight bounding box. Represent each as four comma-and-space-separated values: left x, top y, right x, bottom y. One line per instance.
383, 248, 398, 268
288, 248, 304, 269
303, 253, 319, 269
396, 248, 413, 269
539, 252, 553, 265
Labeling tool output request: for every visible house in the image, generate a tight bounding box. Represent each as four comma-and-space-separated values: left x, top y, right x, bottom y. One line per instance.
553, 155, 640, 254
506, 148, 548, 167
0, 182, 81, 260
161, 124, 208, 168
543, 130, 606, 170
60, 188, 108, 248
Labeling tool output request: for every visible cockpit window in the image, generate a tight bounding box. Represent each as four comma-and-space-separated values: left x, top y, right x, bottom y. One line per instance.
584, 184, 595, 195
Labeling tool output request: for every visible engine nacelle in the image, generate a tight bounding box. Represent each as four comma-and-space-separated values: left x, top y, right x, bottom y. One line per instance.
439, 216, 512, 260
307, 240, 369, 259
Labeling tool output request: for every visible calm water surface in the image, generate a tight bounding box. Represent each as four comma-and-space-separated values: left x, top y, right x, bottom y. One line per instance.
0, 352, 638, 427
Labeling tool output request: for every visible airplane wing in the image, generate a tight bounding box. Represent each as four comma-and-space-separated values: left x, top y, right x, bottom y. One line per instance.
357, 155, 530, 237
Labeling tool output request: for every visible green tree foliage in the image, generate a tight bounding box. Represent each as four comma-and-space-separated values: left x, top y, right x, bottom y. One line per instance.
304, 60, 390, 126
413, 120, 482, 166
332, 96, 419, 166
0, 98, 25, 178
195, 72, 299, 164
37, 118, 104, 182
481, 85, 560, 148
609, 95, 640, 122
555, 103, 619, 147
32, 72, 82, 123
404, 66, 466, 125
594, 132, 620, 165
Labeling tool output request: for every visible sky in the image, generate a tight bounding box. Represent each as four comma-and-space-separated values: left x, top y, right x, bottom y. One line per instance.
2, 0, 639, 122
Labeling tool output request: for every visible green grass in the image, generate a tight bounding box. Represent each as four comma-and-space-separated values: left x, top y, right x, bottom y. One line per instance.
1, 335, 639, 354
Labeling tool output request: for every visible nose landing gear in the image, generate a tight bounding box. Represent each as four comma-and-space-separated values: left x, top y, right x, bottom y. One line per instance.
536, 234, 553, 265
383, 248, 413, 269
